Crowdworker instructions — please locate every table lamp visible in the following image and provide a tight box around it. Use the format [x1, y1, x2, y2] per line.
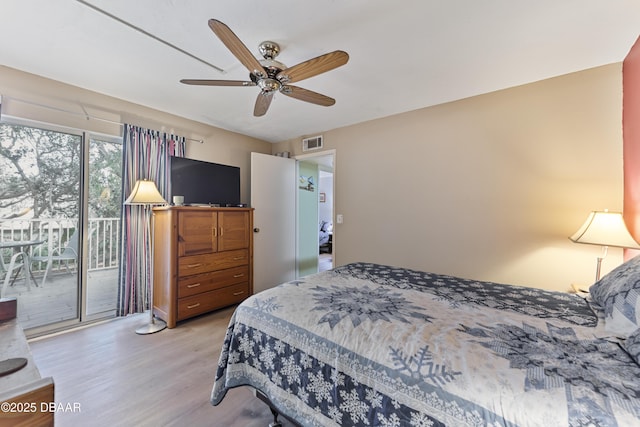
[124, 179, 167, 334]
[570, 210, 640, 281]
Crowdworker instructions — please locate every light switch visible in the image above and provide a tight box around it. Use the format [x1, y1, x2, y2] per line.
[336, 214, 343, 224]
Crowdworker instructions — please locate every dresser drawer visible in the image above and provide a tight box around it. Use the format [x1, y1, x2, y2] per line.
[177, 283, 250, 320]
[178, 266, 249, 298]
[178, 249, 249, 277]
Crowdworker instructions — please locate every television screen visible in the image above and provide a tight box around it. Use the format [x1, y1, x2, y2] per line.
[170, 156, 241, 206]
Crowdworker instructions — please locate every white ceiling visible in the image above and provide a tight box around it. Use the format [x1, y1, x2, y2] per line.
[2, 1, 640, 143]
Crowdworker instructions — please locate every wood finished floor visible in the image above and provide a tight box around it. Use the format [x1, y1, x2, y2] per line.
[29, 306, 296, 427]
[318, 253, 332, 272]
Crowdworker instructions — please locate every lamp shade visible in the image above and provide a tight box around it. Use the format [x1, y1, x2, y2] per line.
[124, 180, 167, 205]
[570, 211, 640, 249]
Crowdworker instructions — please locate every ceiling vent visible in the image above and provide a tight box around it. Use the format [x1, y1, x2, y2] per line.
[302, 135, 323, 152]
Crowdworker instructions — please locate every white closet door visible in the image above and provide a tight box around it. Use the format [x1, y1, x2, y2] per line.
[251, 152, 296, 293]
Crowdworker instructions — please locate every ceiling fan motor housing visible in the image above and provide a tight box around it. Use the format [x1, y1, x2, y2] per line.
[251, 41, 289, 85]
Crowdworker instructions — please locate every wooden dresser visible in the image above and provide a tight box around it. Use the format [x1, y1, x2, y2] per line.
[152, 206, 253, 328]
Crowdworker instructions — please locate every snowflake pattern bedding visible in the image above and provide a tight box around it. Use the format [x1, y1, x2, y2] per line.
[211, 262, 640, 426]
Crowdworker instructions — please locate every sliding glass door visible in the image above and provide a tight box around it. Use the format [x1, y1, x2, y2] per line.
[85, 135, 122, 319]
[0, 120, 122, 333]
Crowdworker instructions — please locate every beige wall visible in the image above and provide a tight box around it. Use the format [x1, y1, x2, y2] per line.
[0, 66, 271, 205]
[2, 64, 626, 291]
[275, 64, 625, 291]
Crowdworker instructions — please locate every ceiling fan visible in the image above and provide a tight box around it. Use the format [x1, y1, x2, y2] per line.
[180, 19, 349, 117]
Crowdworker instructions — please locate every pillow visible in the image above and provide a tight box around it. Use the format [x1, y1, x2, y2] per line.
[589, 255, 640, 337]
[623, 327, 640, 366]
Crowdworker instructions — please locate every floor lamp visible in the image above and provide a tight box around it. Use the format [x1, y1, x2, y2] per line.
[124, 179, 168, 334]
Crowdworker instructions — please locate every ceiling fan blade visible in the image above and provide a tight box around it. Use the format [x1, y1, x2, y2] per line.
[208, 19, 266, 79]
[277, 50, 349, 84]
[180, 79, 255, 87]
[280, 85, 335, 107]
[254, 91, 275, 117]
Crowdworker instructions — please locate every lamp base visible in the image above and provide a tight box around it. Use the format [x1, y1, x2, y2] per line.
[135, 317, 167, 335]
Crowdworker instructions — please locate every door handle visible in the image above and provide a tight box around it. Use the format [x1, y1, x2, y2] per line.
[253, 228, 260, 233]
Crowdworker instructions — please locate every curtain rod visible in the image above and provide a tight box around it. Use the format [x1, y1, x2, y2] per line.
[1, 95, 204, 143]
[74, 0, 224, 73]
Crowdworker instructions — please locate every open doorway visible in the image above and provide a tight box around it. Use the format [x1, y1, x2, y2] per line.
[318, 168, 333, 272]
[295, 150, 335, 274]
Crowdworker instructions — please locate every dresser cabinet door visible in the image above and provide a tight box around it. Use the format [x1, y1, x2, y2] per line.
[178, 211, 218, 256]
[218, 211, 251, 251]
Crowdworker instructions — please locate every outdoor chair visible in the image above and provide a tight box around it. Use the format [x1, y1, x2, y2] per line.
[1, 250, 28, 298]
[31, 230, 79, 287]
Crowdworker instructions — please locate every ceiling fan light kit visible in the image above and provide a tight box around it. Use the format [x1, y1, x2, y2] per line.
[180, 19, 349, 117]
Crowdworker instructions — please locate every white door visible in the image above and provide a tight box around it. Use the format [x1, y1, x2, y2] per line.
[251, 152, 297, 293]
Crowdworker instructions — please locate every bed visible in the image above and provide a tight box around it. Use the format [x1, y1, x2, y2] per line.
[211, 260, 640, 426]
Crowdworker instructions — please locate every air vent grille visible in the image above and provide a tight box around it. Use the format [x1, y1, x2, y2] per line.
[302, 135, 323, 152]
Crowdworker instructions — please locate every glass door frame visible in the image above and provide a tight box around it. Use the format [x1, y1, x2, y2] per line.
[1, 115, 121, 336]
[82, 131, 122, 324]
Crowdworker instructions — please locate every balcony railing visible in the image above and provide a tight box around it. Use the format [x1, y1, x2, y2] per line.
[0, 218, 120, 274]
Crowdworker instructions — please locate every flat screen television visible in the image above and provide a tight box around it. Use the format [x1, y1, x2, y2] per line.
[170, 156, 241, 206]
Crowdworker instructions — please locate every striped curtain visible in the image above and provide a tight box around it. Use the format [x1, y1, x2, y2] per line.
[117, 124, 186, 316]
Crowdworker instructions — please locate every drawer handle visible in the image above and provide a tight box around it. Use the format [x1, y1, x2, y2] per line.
[187, 283, 201, 288]
[233, 274, 244, 278]
[233, 256, 245, 261]
[233, 291, 245, 296]
[187, 303, 201, 309]
[187, 263, 202, 268]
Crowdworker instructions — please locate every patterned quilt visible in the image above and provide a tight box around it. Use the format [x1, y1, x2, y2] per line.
[211, 263, 640, 426]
